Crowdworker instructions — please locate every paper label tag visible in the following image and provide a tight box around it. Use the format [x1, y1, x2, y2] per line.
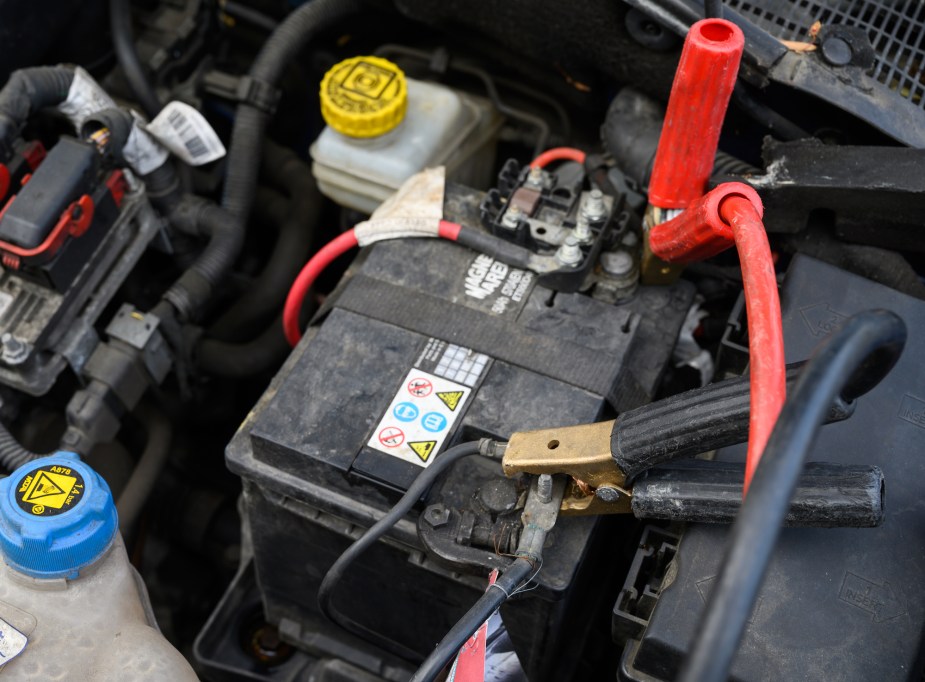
[0, 616, 28, 665]
[145, 102, 226, 165]
[124, 111, 170, 175]
[58, 67, 117, 130]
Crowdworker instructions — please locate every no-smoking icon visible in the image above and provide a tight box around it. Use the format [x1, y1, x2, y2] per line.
[407, 377, 433, 398]
[378, 426, 405, 448]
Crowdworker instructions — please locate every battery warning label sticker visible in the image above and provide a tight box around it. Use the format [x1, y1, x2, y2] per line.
[368, 369, 475, 467]
[15, 465, 85, 517]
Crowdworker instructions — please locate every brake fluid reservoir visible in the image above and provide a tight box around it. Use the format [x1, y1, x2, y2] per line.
[311, 55, 502, 213]
[0, 453, 196, 680]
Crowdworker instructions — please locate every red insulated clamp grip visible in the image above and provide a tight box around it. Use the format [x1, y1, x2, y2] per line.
[648, 182, 762, 263]
[648, 19, 745, 210]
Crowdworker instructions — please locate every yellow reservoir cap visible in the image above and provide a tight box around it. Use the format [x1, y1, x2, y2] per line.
[320, 56, 408, 138]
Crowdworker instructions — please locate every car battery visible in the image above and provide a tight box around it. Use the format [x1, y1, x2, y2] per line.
[224, 185, 695, 681]
[617, 255, 925, 681]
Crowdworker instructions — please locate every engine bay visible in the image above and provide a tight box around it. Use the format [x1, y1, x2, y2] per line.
[0, 0, 921, 680]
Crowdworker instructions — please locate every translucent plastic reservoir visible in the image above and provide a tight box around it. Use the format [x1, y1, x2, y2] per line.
[0, 536, 196, 679]
[312, 78, 502, 214]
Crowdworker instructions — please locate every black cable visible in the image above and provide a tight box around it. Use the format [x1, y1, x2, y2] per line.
[455, 227, 533, 270]
[375, 44, 555, 158]
[732, 84, 809, 141]
[109, 0, 162, 119]
[223, 0, 279, 32]
[318, 440, 486, 660]
[679, 309, 906, 682]
[0, 66, 74, 151]
[704, 0, 724, 19]
[410, 557, 535, 682]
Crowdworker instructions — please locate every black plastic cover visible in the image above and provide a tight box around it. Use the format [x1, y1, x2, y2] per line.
[623, 255, 925, 681]
[0, 137, 98, 248]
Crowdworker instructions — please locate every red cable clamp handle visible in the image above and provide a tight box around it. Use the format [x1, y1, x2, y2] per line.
[649, 182, 762, 263]
[647, 19, 744, 210]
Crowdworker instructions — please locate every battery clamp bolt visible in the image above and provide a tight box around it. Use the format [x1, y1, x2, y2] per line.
[556, 235, 583, 267]
[574, 215, 593, 243]
[536, 474, 554, 504]
[525, 166, 546, 189]
[502, 205, 524, 229]
[424, 504, 450, 528]
[580, 189, 607, 222]
[595, 486, 622, 503]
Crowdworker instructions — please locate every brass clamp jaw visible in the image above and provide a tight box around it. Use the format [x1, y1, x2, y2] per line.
[502, 420, 630, 516]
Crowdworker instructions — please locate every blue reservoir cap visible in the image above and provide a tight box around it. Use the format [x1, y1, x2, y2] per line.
[0, 453, 117, 579]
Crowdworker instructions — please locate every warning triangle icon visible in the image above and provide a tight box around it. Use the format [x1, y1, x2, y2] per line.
[24, 472, 64, 502]
[409, 440, 437, 462]
[436, 391, 464, 411]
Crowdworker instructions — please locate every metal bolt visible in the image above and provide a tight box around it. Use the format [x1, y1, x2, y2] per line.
[526, 166, 545, 188]
[501, 205, 524, 229]
[424, 504, 450, 528]
[574, 215, 593, 243]
[556, 235, 583, 267]
[595, 486, 622, 503]
[600, 251, 634, 278]
[581, 189, 607, 221]
[0, 333, 30, 366]
[536, 474, 554, 504]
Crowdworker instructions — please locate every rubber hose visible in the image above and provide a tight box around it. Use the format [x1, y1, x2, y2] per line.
[109, 0, 162, 118]
[200, 185, 287, 343]
[0, 421, 44, 473]
[162, 197, 245, 322]
[221, 0, 362, 223]
[0, 66, 74, 147]
[197, 317, 291, 377]
[208, 141, 322, 340]
[117, 403, 172, 534]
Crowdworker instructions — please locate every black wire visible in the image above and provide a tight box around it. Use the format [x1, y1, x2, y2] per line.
[410, 557, 536, 682]
[374, 44, 554, 157]
[732, 84, 810, 141]
[318, 440, 485, 660]
[679, 309, 906, 682]
[109, 0, 162, 119]
[704, 0, 724, 19]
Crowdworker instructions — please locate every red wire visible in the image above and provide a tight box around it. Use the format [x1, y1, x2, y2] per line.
[282, 221, 463, 347]
[529, 147, 586, 169]
[282, 228, 359, 347]
[720, 196, 786, 495]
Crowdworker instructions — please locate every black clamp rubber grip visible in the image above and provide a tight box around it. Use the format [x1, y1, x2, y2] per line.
[631, 460, 884, 528]
[612, 363, 854, 480]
